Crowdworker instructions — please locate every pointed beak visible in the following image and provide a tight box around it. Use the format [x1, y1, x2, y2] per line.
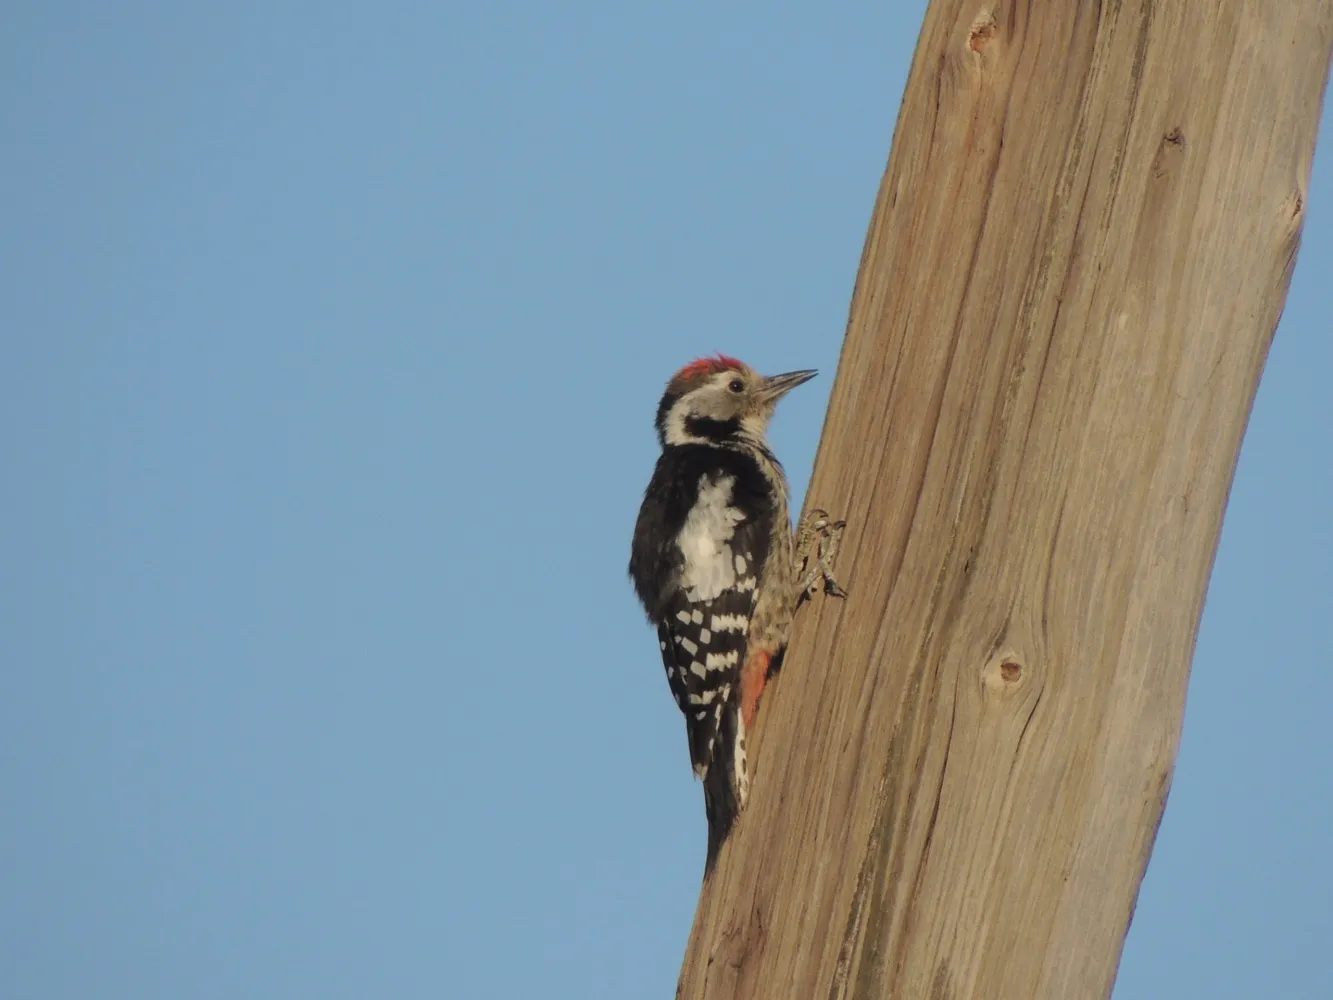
[758, 369, 817, 402]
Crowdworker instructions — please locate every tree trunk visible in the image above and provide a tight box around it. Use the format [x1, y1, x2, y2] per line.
[677, 2, 1332, 998]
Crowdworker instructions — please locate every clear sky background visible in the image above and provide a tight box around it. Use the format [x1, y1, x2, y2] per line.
[3, 4, 1329, 999]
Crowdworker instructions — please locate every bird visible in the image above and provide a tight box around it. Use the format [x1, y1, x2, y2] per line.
[629, 354, 845, 870]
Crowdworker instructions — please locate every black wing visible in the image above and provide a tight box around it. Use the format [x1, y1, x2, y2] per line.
[654, 544, 758, 774]
[629, 445, 775, 772]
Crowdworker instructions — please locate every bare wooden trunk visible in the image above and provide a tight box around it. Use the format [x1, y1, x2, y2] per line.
[677, 2, 1332, 998]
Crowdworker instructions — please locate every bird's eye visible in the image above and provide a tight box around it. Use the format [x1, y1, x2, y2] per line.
[728, 379, 745, 393]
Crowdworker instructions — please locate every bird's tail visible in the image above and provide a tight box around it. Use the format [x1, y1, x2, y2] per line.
[702, 700, 749, 874]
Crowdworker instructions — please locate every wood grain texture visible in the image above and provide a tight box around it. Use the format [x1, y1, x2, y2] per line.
[677, 2, 1332, 998]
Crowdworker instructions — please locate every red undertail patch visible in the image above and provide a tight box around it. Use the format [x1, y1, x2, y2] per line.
[741, 648, 773, 729]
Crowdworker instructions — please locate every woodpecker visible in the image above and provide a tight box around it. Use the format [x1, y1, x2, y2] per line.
[629, 354, 846, 869]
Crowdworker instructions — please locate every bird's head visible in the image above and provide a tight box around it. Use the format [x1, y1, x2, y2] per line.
[654, 354, 817, 447]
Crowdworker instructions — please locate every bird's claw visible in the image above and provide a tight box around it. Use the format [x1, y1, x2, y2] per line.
[795, 507, 848, 606]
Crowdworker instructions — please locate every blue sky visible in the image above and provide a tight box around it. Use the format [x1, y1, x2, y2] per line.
[2, 4, 1329, 998]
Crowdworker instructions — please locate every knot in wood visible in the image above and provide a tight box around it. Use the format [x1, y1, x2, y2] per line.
[1285, 189, 1305, 223]
[1151, 126, 1187, 179]
[968, 9, 997, 53]
[982, 650, 1026, 695]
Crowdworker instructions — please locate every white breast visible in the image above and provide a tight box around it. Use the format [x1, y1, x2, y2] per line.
[678, 475, 746, 602]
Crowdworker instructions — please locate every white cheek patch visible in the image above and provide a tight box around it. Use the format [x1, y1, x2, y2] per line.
[663, 406, 694, 446]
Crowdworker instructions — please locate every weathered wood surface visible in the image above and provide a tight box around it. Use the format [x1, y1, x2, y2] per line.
[678, 2, 1332, 998]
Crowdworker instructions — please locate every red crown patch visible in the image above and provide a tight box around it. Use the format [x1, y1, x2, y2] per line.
[673, 353, 744, 382]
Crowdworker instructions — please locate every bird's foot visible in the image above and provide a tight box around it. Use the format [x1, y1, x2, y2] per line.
[794, 508, 848, 605]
